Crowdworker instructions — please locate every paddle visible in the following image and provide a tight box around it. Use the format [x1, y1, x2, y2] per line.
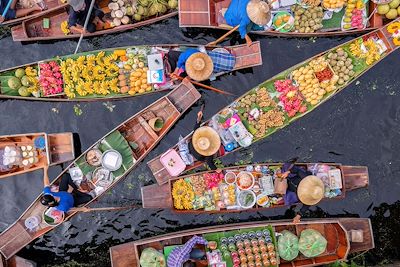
[207, 25, 240, 47]
[171, 74, 234, 96]
[0, 0, 13, 24]
[81, 204, 141, 212]
[74, 0, 96, 54]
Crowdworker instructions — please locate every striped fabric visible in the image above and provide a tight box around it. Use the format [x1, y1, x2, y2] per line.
[208, 51, 236, 73]
[167, 235, 208, 267]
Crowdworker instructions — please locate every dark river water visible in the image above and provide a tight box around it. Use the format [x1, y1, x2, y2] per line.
[0, 17, 399, 266]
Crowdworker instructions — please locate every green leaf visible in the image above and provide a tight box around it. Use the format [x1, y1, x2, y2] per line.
[98, 130, 134, 178]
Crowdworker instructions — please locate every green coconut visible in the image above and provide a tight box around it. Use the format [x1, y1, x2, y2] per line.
[8, 77, 22, 90]
[18, 86, 31, 97]
[21, 76, 31, 87]
[377, 4, 390, 14]
[386, 8, 398, 19]
[168, 0, 178, 9]
[389, 0, 400, 9]
[15, 68, 25, 78]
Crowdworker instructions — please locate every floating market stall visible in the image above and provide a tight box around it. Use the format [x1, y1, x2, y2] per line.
[0, 80, 200, 260]
[0, 42, 262, 101]
[11, 0, 179, 42]
[0, 132, 74, 179]
[109, 218, 375, 267]
[148, 19, 400, 185]
[179, 0, 400, 37]
[141, 163, 369, 211]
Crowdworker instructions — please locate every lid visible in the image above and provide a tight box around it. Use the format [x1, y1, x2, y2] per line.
[101, 150, 123, 171]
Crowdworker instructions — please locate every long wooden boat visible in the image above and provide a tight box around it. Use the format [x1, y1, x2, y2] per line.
[141, 163, 369, 212]
[0, 0, 66, 26]
[109, 218, 375, 267]
[0, 42, 261, 101]
[1, 255, 36, 267]
[0, 132, 74, 179]
[0, 79, 201, 260]
[179, 0, 392, 37]
[11, 0, 178, 42]
[148, 19, 400, 185]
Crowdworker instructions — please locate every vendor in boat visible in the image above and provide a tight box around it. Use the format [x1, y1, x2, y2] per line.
[277, 160, 324, 223]
[188, 105, 221, 170]
[67, 0, 105, 34]
[40, 166, 92, 213]
[169, 49, 236, 81]
[0, 0, 44, 23]
[222, 0, 271, 46]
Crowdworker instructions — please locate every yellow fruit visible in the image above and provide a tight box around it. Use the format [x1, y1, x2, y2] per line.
[124, 64, 132, 70]
[141, 78, 147, 84]
[318, 89, 326, 96]
[311, 99, 319, 105]
[138, 89, 145, 94]
[128, 90, 136, 95]
[146, 86, 152, 91]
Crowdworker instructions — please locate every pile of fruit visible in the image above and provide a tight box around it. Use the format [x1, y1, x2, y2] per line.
[274, 79, 307, 117]
[60, 51, 120, 98]
[292, 6, 324, 33]
[108, 0, 132, 27]
[349, 38, 381, 65]
[39, 61, 63, 96]
[113, 48, 153, 95]
[172, 179, 195, 210]
[342, 0, 365, 30]
[6, 67, 39, 97]
[323, 0, 345, 9]
[377, 0, 400, 20]
[327, 48, 355, 85]
[387, 22, 400, 46]
[299, 0, 321, 7]
[273, 13, 294, 31]
[132, 0, 178, 22]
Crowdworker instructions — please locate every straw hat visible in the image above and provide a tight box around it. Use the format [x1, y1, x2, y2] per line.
[297, 175, 324, 206]
[192, 126, 221, 156]
[246, 0, 272, 26]
[185, 53, 214, 82]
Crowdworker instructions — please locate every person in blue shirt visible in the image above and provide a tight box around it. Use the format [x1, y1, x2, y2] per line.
[40, 166, 91, 213]
[0, 0, 43, 23]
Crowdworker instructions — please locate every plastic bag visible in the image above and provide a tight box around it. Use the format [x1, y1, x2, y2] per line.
[298, 229, 327, 258]
[278, 230, 299, 261]
[139, 247, 166, 267]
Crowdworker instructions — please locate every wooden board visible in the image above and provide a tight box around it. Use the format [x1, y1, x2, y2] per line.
[342, 165, 369, 191]
[339, 218, 375, 253]
[110, 219, 374, 267]
[0, 80, 201, 260]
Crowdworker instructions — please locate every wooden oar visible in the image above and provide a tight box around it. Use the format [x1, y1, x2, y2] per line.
[207, 25, 240, 47]
[81, 204, 141, 212]
[74, 0, 96, 54]
[172, 75, 234, 96]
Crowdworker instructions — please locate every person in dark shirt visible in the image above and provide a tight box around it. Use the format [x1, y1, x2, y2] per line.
[0, 0, 42, 22]
[188, 104, 218, 170]
[40, 166, 92, 213]
[67, 0, 104, 33]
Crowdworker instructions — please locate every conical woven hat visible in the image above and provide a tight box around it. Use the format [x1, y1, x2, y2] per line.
[247, 0, 272, 26]
[185, 53, 214, 81]
[192, 126, 221, 156]
[297, 175, 324, 206]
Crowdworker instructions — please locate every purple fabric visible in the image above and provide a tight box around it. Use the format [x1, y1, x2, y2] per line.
[284, 191, 299, 205]
[167, 235, 208, 267]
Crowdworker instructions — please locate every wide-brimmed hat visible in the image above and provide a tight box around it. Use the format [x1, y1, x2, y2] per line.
[185, 53, 213, 82]
[69, 0, 85, 11]
[246, 0, 272, 26]
[192, 126, 221, 156]
[297, 175, 324, 206]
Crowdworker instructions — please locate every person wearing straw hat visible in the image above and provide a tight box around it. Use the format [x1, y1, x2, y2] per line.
[67, 0, 105, 34]
[221, 0, 271, 46]
[187, 103, 221, 170]
[0, 0, 44, 23]
[170, 49, 236, 82]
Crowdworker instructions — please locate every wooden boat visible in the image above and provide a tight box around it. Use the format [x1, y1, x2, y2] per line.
[178, 0, 391, 37]
[11, 0, 178, 42]
[109, 218, 375, 267]
[141, 163, 369, 212]
[0, 79, 201, 260]
[147, 19, 400, 185]
[0, 132, 74, 179]
[0, 1, 66, 26]
[1, 255, 36, 267]
[0, 42, 262, 101]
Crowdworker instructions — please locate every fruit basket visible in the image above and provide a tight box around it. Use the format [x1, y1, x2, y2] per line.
[272, 11, 295, 32]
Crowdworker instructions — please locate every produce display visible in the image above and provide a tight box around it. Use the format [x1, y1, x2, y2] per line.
[377, 0, 400, 19]
[292, 6, 323, 33]
[171, 164, 345, 212]
[387, 21, 400, 46]
[39, 61, 63, 96]
[342, 0, 366, 30]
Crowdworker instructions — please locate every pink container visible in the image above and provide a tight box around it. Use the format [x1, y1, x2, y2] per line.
[159, 149, 186, 177]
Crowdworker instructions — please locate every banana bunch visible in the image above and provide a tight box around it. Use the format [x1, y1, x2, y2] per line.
[350, 38, 381, 65]
[25, 66, 37, 77]
[61, 21, 70, 35]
